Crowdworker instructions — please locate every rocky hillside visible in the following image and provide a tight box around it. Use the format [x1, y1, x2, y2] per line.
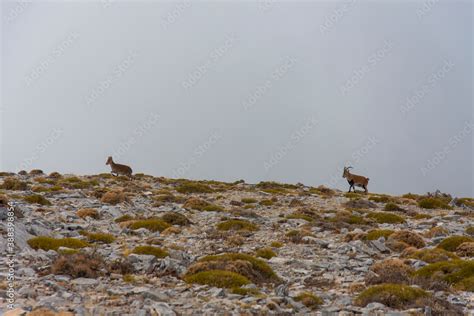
[0, 171, 473, 315]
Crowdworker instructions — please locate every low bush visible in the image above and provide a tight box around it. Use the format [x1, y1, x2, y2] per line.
[1, 177, 28, 190]
[402, 247, 458, 263]
[241, 198, 258, 204]
[51, 253, 104, 278]
[294, 292, 323, 310]
[129, 219, 171, 232]
[27, 236, 89, 251]
[388, 230, 425, 249]
[456, 242, 474, 257]
[367, 212, 405, 224]
[437, 236, 474, 252]
[77, 208, 100, 219]
[186, 253, 280, 284]
[418, 198, 452, 210]
[366, 229, 394, 241]
[355, 284, 429, 309]
[23, 194, 52, 206]
[114, 214, 135, 223]
[132, 245, 168, 258]
[184, 270, 250, 288]
[365, 259, 414, 285]
[160, 212, 191, 226]
[217, 219, 259, 232]
[413, 260, 474, 291]
[81, 231, 115, 244]
[255, 248, 276, 259]
[100, 190, 128, 205]
[176, 181, 213, 194]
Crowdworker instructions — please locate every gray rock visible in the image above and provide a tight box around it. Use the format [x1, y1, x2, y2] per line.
[366, 302, 386, 310]
[275, 284, 289, 297]
[149, 302, 176, 316]
[71, 278, 99, 286]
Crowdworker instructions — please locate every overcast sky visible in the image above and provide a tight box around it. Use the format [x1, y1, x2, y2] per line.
[1, 0, 473, 197]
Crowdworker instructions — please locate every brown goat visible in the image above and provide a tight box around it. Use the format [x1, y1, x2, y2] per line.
[106, 156, 133, 178]
[342, 166, 369, 193]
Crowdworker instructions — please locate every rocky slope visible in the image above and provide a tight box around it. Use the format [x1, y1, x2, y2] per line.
[0, 171, 473, 315]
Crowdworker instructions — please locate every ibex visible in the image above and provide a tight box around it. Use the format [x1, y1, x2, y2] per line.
[342, 166, 369, 193]
[106, 156, 133, 178]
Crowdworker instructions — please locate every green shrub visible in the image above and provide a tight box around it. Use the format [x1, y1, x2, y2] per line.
[389, 230, 426, 249]
[241, 198, 258, 204]
[466, 226, 474, 236]
[412, 213, 432, 219]
[259, 199, 274, 206]
[23, 194, 51, 206]
[230, 287, 260, 296]
[355, 284, 428, 309]
[367, 212, 405, 224]
[345, 192, 361, 199]
[270, 241, 284, 248]
[0, 177, 28, 191]
[184, 270, 250, 288]
[366, 229, 394, 240]
[176, 181, 213, 194]
[183, 197, 224, 212]
[193, 253, 280, 284]
[384, 203, 402, 212]
[59, 177, 98, 189]
[403, 248, 458, 263]
[202, 204, 225, 212]
[27, 236, 89, 251]
[132, 245, 168, 258]
[255, 248, 276, 259]
[217, 220, 259, 232]
[114, 214, 134, 223]
[418, 198, 452, 210]
[294, 292, 323, 310]
[437, 236, 474, 252]
[129, 219, 171, 232]
[413, 260, 474, 290]
[369, 195, 392, 203]
[403, 193, 421, 200]
[160, 212, 191, 226]
[81, 232, 115, 244]
[256, 181, 296, 195]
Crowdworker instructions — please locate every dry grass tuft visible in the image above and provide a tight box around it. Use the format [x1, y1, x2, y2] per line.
[77, 208, 100, 219]
[100, 190, 128, 205]
[365, 259, 414, 285]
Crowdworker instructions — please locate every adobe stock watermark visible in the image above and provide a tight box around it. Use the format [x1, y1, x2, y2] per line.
[264, 116, 319, 172]
[242, 56, 297, 111]
[5, 0, 32, 24]
[421, 121, 473, 176]
[258, 0, 278, 13]
[325, 136, 380, 188]
[84, 51, 138, 108]
[182, 34, 237, 90]
[172, 132, 222, 179]
[161, 0, 191, 30]
[24, 32, 79, 87]
[17, 128, 63, 172]
[400, 59, 454, 115]
[340, 39, 393, 95]
[112, 113, 160, 160]
[5, 202, 17, 309]
[320, 0, 358, 35]
[416, 0, 439, 19]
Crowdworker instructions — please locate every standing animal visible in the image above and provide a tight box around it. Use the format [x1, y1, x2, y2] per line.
[342, 166, 369, 193]
[106, 156, 133, 178]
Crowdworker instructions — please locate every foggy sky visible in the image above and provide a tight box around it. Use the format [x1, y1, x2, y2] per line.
[1, 0, 473, 197]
